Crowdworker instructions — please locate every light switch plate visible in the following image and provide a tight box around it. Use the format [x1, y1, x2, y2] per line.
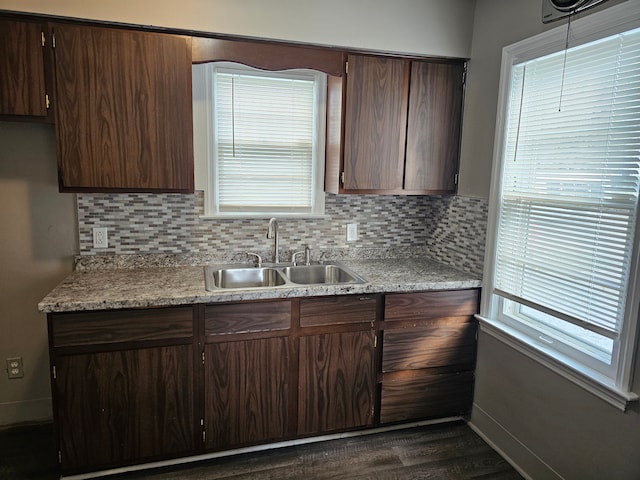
[346, 223, 358, 242]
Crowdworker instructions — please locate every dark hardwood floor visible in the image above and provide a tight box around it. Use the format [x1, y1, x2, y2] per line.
[0, 421, 523, 480]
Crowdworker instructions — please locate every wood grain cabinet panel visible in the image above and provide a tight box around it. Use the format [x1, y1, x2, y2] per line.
[382, 320, 477, 372]
[405, 61, 464, 192]
[0, 19, 47, 117]
[52, 307, 194, 347]
[204, 338, 290, 450]
[343, 54, 407, 191]
[298, 331, 375, 435]
[380, 371, 474, 424]
[55, 345, 195, 473]
[385, 289, 479, 322]
[300, 295, 376, 327]
[204, 301, 291, 335]
[52, 24, 194, 192]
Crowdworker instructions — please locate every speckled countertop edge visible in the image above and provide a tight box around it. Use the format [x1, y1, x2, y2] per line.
[39, 257, 482, 313]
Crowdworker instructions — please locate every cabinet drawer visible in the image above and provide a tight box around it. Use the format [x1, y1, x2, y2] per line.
[380, 371, 474, 424]
[300, 295, 377, 327]
[384, 289, 479, 322]
[204, 301, 291, 335]
[51, 307, 194, 347]
[382, 320, 476, 372]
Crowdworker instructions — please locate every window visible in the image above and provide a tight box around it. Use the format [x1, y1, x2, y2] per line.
[482, 3, 640, 409]
[193, 62, 326, 217]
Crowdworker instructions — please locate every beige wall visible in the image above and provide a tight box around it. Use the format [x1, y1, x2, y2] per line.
[0, 0, 475, 59]
[0, 122, 77, 426]
[466, 1, 640, 479]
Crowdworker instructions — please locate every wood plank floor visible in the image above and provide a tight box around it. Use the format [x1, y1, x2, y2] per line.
[0, 421, 523, 480]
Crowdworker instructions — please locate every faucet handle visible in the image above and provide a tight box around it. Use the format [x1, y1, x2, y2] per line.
[293, 246, 312, 266]
[292, 250, 305, 266]
[245, 252, 262, 268]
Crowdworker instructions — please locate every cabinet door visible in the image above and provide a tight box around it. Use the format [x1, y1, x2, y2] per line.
[298, 331, 375, 435]
[52, 24, 194, 192]
[0, 19, 47, 116]
[55, 345, 195, 473]
[343, 55, 407, 191]
[405, 61, 464, 192]
[204, 338, 290, 450]
[380, 371, 474, 424]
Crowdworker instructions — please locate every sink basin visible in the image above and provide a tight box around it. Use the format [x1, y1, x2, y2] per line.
[280, 264, 366, 285]
[204, 262, 367, 291]
[206, 267, 287, 289]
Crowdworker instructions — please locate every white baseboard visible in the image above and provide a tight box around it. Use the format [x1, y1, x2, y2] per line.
[468, 403, 564, 480]
[0, 397, 53, 427]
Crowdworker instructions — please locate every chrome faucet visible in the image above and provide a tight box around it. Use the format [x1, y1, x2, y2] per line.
[267, 218, 279, 264]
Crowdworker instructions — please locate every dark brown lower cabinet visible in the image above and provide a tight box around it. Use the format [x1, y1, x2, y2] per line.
[380, 289, 479, 424]
[55, 345, 195, 472]
[297, 331, 376, 436]
[204, 337, 290, 449]
[48, 289, 480, 475]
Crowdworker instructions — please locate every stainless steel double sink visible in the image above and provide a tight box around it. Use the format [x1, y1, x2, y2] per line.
[204, 262, 367, 290]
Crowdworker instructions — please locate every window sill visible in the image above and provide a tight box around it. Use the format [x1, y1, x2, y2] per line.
[475, 314, 639, 412]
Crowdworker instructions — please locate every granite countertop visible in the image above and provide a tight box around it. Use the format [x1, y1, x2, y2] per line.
[38, 258, 482, 313]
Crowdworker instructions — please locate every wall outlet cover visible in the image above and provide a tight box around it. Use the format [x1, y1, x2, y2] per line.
[93, 227, 108, 249]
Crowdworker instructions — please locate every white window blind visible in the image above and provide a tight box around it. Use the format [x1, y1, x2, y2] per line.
[211, 66, 324, 215]
[494, 27, 640, 340]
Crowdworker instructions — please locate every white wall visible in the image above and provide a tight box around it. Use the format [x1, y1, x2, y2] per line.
[465, 1, 640, 479]
[0, 0, 475, 59]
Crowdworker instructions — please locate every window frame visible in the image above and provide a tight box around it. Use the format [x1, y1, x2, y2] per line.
[479, 1, 640, 411]
[192, 62, 327, 218]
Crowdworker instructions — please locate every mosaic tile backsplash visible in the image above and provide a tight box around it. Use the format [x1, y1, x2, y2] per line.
[77, 192, 488, 276]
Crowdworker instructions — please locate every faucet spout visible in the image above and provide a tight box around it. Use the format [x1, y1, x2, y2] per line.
[267, 218, 279, 264]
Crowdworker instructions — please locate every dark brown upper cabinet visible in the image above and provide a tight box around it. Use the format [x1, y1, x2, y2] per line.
[52, 24, 194, 192]
[326, 54, 465, 195]
[0, 19, 49, 118]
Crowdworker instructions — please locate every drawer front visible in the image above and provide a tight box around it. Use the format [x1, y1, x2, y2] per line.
[382, 320, 476, 372]
[300, 295, 377, 327]
[51, 307, 194, 347]
[384, 289, 479, 322]
[204, 301, 291, 335]
[380, 371, 474, 424]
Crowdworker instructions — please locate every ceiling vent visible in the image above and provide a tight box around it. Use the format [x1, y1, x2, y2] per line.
[542, 0, 610, 23]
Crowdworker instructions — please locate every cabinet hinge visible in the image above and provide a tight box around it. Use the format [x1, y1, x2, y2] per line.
[58, 450, 62, 464]
[45, 94, 51, 110]
[340, 171, 345, 186]
[52, 33, 56, 48]
[374, 335, 378, 348]
[41, 31, 46, 47]
[345, 61, 348, 75]
[52, 365, 56, 380]
[201, 350, 205, 365]
[454, 173, 459, 185]
[202, 430, 206, 443]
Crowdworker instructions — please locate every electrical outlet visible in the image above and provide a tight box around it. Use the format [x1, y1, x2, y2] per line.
[93, 227, 108, 249]
[7, 357, 24, 379]
[346, 223, 358, 242]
